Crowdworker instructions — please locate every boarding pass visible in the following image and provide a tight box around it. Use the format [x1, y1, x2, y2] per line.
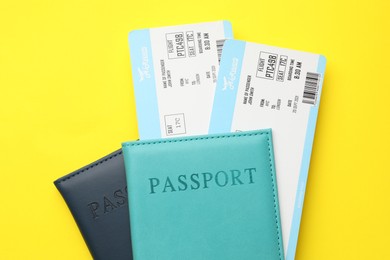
[209, 39, 326, 260]
[129, 21, 233, 139]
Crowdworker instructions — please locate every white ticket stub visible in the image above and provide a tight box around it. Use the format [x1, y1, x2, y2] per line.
[209, 39, 326, 259]
[129, 21, 233, 139]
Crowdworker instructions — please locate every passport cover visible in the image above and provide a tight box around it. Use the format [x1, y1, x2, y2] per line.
[122, 130, 284, 260]
[54, 149, 133, 260]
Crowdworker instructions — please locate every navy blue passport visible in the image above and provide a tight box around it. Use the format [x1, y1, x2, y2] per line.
[54, 149, 133, 260]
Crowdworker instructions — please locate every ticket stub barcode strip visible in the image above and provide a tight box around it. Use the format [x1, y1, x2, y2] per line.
[302, 72, 321, 105]
[216, 39, 226, 63]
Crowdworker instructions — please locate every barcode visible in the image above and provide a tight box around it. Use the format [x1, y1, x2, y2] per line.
[302, 72, 321, 105]
[216, 39, 226, 63]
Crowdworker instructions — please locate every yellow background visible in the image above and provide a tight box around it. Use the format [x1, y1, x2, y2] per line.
[1, 0, 389, 259]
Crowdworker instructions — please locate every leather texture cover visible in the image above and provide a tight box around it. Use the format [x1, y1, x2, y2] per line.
[122, 129, 284, 260]
[54, 149, 133, 260]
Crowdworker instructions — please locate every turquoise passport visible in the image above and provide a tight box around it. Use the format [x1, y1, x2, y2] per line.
[122, 130, 284, 260]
